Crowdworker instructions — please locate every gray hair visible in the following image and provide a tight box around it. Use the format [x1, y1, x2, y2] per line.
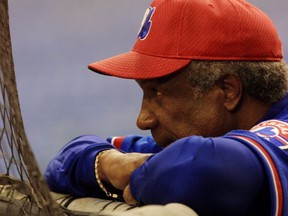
[184, 61, 288, 104]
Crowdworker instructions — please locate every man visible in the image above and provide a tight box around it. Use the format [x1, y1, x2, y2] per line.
[45, 0, 288, 215]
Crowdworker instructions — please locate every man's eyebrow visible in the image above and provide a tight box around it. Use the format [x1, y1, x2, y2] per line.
[136, 72, 179, 86]
[136, 79, 158, 86]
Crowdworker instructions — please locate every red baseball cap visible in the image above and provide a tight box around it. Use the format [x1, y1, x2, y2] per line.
[88, 0, 283, 79]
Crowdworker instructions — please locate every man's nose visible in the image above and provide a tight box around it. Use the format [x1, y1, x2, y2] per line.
[136, 106, 157, 130]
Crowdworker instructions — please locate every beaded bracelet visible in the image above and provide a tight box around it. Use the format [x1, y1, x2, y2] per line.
[94, 150, 119, 199]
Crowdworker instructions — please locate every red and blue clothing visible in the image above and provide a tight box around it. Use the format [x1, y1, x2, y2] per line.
[45, 95, 288, 216]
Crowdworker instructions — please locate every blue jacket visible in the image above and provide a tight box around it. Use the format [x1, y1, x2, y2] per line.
[45, 95, 288, 216]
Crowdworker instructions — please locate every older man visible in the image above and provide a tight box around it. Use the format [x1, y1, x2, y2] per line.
[45, 0, 288, 215]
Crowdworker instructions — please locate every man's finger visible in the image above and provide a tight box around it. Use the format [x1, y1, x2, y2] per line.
[123, 185, 138, 206]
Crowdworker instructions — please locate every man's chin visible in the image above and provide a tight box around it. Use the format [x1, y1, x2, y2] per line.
[151, 132, 179, 148]
[155, 140, 175, 148]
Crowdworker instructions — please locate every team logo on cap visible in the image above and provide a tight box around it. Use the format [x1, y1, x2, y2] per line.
[138, 6, 155, 40]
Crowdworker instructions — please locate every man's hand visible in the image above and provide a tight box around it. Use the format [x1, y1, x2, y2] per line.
[98, 149, 151, 190]
[123, 185, 138, 205]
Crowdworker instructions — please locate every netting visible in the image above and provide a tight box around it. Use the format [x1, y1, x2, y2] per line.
[0, 1, 139, 215]
[0, 0, 65, 215]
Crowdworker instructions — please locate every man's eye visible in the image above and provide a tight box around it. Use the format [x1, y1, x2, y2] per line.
[151, 88, 162, 96]
[156, 91, 162, 96]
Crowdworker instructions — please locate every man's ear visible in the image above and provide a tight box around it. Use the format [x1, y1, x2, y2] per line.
[220, 74, 243, 112]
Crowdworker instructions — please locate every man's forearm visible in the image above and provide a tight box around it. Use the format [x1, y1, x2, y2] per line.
[98, 149, 152, 190]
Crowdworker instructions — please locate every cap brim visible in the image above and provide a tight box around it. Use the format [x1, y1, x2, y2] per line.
[88, 51, 191, 79]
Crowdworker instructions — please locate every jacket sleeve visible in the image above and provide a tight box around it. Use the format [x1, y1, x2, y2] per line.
[44, 135, 116, 197]
[129, 136, 267, 216]
[107, 135, 162, 153]
[44, 134, 161, 197]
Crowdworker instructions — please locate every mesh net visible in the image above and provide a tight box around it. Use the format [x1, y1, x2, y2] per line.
[0, 1, 137, 215]
[0, 0, 66, 215]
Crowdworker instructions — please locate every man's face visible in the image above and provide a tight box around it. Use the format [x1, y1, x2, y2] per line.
[136, 70, 229, 148]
